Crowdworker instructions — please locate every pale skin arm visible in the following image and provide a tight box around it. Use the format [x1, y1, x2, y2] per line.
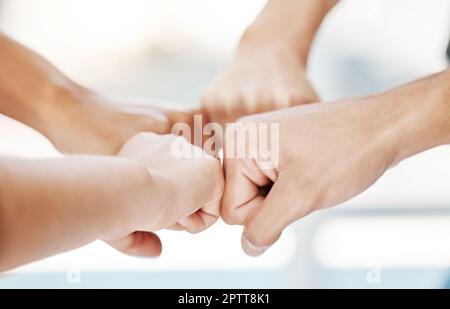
[202, 0, 338, 123]
[0, 134, 223, 272]
[0, 156, 156, 272]
[222, 69, 450, 256]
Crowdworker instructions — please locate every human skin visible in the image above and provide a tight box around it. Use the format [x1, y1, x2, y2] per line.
[201, 0, 338, 124]
[221, 69, 450, 256]
[0, 32, 197, 155]
[0, 133, 224, 272]
[0, 32, 223, 272]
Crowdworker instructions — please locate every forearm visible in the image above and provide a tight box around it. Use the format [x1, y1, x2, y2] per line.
[0, 156, 152, 272]
[0, 33, 83, 136]
[375, 69, 450, 165]
[239, 0, 338, 64]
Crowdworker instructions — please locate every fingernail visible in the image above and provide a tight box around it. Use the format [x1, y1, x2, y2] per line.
[241, 234, 269, 257]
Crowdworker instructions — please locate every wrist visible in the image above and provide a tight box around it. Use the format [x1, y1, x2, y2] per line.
[99, 158, 157, 240]
[238, 23, 311, 66]
[239, 0, 337, 65]
[37, 82, 131, 154]
[116, 143, 175, 231]
[377, 70, 450, 166]
[29, 77, 86, 138]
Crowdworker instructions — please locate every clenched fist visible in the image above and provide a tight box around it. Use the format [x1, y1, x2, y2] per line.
[107, 133, 224, 257]
[221, 71, 450, 256]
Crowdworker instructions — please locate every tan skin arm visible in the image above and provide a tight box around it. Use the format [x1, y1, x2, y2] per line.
[0, 33, 198, 155]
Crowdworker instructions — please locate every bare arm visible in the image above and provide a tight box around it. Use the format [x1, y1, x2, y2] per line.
[0, 33, 198, 155]
[241, 0, 338, 64]
[202, 0, 338, 123]
[0, 134, 223, 272]
[221, 69, 450, 256]
[0, 33, 74, 132]
[0, 156, 153, 272]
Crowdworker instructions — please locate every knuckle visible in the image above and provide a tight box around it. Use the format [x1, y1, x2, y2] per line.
[245, 227, 277, 248]
[256, 95, 275, 110]
[203, 199, 221, 219]
[201, 88, 226, 106]
[191, 215, 219, 234]
[212, 91, 230, 104]
[222, 96, 242, 115]
[221, 206, 244, 225]
[274, 94, 290, 105]
[285, 91, 302, 105]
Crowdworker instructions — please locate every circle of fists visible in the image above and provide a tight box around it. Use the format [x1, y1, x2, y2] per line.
[113, 94, 392, 259]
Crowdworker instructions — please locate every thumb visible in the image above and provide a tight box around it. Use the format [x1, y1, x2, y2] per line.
[106, 232, 162, 257]
[241, 172, 308, 257]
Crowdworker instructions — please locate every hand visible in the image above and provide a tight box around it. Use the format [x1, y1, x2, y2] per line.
[221, 77, 450, 256]
[201, 43, 319, 124]
[200, 0, 339, 124]
[42, 88, 199, 155]
[0, 33, 197, 156]
[107, 133, 224, 257]
[222, 99, 393, 256]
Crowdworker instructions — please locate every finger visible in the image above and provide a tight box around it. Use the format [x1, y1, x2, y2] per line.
[201, 93, 227, 124]
[170, 193, 221, 233]
[223, 94, 246, 124]
[295, 83, 320, 105]
[206, 91, 245, 124]
[221, 158, 271, 225]
[227, 195, 265, 226]
[241, 90, 263, 115]
[272, 86, 294, 109]
[178, 209, 220, 234]
[165, 108, 217, 153]
[106, 231, 162, 257]
[242, 172, 309, 257]
[176, 184, 222, 234]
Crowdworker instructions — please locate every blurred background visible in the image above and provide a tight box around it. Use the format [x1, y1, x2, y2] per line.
[0, 0, 450, 288]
